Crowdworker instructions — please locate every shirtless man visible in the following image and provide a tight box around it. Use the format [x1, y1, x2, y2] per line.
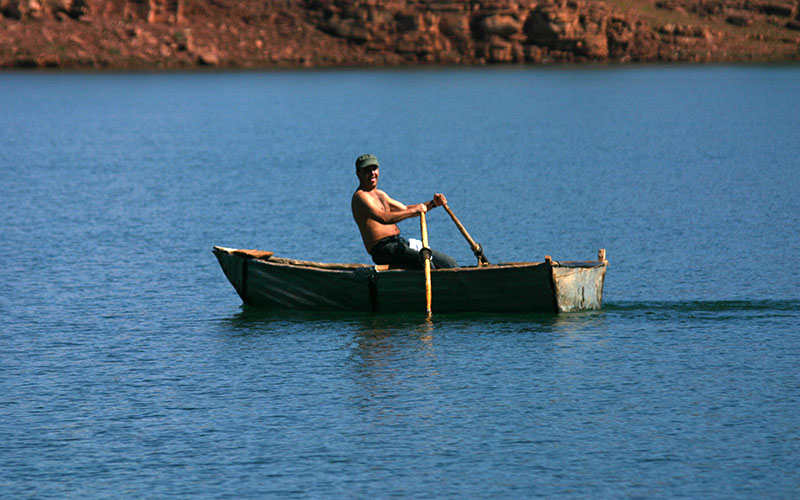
[351, 153, 458, 269]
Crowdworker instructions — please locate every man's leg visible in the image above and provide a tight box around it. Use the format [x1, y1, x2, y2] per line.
[372, 237, 458, 269]
[431, 249, 458, 269]
[393, 237, 426, 269]
[372, 236, 424, 269]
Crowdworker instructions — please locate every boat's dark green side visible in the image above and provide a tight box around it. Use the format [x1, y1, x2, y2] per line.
[213, 246, 607, 314]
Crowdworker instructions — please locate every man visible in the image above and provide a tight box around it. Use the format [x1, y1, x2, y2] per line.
[351, 153, 458, 270]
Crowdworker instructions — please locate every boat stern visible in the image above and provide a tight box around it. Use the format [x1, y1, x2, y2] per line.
[550, 249, 608, 313]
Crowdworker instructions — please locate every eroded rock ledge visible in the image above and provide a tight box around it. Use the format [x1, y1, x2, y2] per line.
[1, 0, 798, 69]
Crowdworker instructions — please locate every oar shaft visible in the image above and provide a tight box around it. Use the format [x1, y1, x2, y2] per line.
[443, 204, 478, 250]
[420, 212, 432, 319]
[443, 204, 490, 265]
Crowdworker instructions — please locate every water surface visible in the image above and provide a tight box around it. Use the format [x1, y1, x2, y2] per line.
[1, 66, 799, 498]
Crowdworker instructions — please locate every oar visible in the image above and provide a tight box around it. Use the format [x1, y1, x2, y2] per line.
[443, 204, 490, 266]
[420, 212, 433, 319]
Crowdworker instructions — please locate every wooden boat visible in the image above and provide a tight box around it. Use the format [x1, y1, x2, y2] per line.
[213, 246, 608, 314]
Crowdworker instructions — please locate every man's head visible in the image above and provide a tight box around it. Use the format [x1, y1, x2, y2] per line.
[355, 153, 380, 189]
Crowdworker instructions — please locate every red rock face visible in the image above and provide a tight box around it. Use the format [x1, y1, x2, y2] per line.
[0, 0, 180, 21]
[0, 0, 798, 69]
[523, 1, 610, 58]
[301, 0, 649, 64]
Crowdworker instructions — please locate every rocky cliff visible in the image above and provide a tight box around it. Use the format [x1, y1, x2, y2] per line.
[1, 0, 798, 69]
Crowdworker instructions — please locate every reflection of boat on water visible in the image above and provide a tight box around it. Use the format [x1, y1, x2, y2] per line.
[213, 246, 608, 314]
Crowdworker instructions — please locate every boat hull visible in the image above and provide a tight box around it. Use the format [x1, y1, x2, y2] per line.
[213, 247, 607, 314]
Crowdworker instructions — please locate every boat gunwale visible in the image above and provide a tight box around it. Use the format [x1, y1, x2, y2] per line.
[213, 246, 606, 273]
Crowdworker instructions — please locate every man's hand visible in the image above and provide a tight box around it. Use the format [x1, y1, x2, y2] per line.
[413, 203, 429, 214]
[432, 193, 447, 207]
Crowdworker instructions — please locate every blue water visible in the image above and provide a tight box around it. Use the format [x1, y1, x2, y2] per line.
[1, 67, 799, 498]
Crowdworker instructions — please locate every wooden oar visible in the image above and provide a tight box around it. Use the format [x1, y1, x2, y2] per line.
[420, 212, 433, 319]
[443, 204, 490, 266]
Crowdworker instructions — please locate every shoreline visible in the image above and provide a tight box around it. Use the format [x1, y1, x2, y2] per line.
[2, 0, 799, 71]
[3, 60, 799, 75]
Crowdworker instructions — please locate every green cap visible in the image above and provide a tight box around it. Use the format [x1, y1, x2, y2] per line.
[355, 153, 379, 170]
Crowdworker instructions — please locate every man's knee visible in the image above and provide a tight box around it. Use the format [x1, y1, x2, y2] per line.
[432, 251, 458, 269]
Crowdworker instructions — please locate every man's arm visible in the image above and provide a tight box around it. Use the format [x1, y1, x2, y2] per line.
[380, 191, 408, 212]
[386, 191, 448, 212]
[354, 191, 427, 224]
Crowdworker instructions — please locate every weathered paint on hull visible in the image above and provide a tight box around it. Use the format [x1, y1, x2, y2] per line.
[213, 248, 371, 311]
[553, 264, 606, 312]
[213, 247, 607, 314]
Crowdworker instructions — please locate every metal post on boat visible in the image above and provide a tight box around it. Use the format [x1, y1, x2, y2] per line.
[598, 249, 607, 262]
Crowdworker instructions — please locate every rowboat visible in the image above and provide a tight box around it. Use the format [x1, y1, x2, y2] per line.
[212, 246, 608, 314]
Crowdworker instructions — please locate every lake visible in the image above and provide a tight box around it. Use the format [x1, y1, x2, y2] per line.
[1, 66, 799, 498]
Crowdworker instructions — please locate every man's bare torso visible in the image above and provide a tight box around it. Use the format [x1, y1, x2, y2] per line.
[351, 188, 400, 253]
